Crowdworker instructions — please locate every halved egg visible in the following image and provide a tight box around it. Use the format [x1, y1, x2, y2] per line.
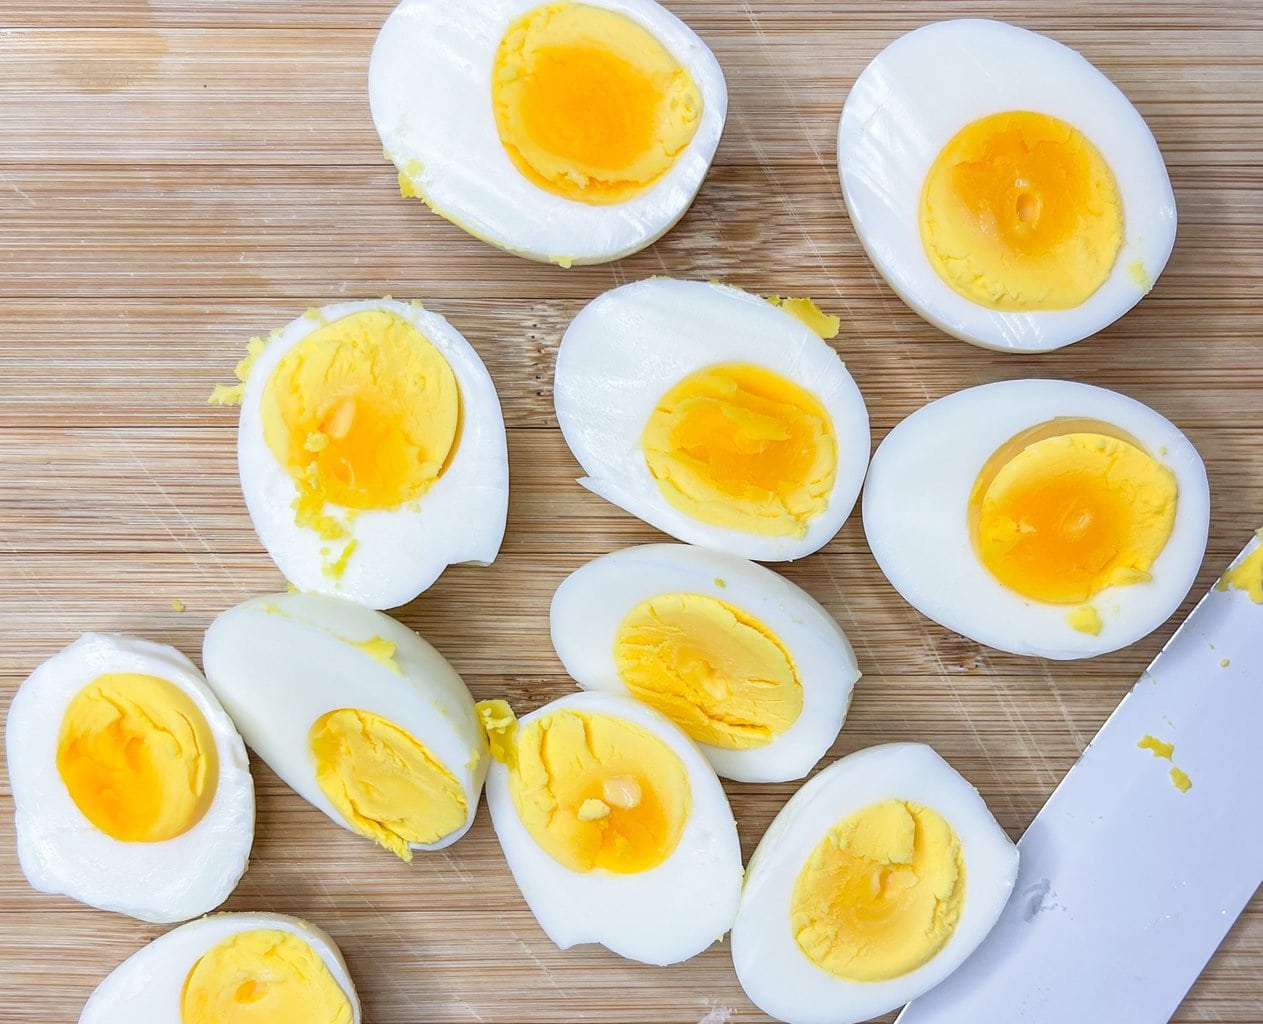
[863, 379, 1210, 659]
[5, 634, 254, 923]
[369, 0, 727, 265]
[554, 278, 870, 561]
[838, 19, 1176, 352]
[731, 743, 1018, 1024]
[551, 543, 860, 782]
[202, 592, 487, 859]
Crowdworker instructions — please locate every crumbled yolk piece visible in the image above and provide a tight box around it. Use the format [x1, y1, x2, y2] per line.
[766, 296, 841, 339]
[180, 929, 352, 1024]
[507, 708, 690, 874]
[920, 111, 1123, 310]
[57, 673, 217, 843]
[1138, 734, 1175, 760]
[792, 799, 965, 982]
[641, 363, 837, 538]
[1216, 530, 1263, 603]
[309, 708, 467, 862]
[347, 635, 400, 675]
[477, 699, 519, 769]
[970, 418, 1177, 604]
[613, 592, 802, 749]
[1170, 766, 1193, 793]
[492, 2, 701, 204]
[1067, 604, 1102, 635]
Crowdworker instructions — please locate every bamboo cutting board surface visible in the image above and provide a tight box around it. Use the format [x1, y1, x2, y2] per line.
[1, 1, 1261, 1021]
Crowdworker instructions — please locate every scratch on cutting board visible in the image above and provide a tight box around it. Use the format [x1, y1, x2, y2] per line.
[353, 892, 433, 1016]
[1038, 660, 1089, 752]
[506, 925, 570, 999]
[0, 538, 64, 621]
[0, 171, 35, 207]
[980, 649, 1059, 790]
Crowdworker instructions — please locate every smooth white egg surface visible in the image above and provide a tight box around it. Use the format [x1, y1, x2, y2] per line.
[202, 592, 487, 859]
[79, 912, 360, 1023]
[551, 543, 860, 782]
[5, 634, 254, 924]
[232, 298, 507, 610]
[554, 278, 870, 561]
[481, 690, 743, 965]
[369, 0, 726, 264]
[838, 19, 1176, 352]
[731, 743, 1018, 1024]
[863, 379, 1209, 659]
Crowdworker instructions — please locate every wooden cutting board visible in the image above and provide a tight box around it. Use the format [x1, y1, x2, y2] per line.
[1, 1, 1260, 1021]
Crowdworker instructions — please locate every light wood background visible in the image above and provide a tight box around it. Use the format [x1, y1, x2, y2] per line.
[1, 1, 1261, 1021]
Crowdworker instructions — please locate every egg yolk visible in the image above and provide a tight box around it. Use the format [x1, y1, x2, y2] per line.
[309, 708, 467, 862]
[56, 673, 217, 843]
[1216, 529, 1263, 603]
[180, 929, 352, 1024]
[492, 2, 702, 204]
[920, 111, 1123, 310]
[791, 799, 965, 982]
[613, 593, 802, 749]
[261, 310, 460, 539]
[506, 708, 690, 874]
[641, 363, 837, 538]
[970, 418, 1178, 604]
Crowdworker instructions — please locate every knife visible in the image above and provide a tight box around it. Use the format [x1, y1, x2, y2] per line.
[897, 531, 1263, 1024]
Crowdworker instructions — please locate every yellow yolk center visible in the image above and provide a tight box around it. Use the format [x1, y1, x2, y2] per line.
[791, 799, 965, 982]
[970, 418, 1178, 604]
[641, 363, 837, 538]
[56, 673, 217, 843]
[309, 708, 467, 862]
[261, 310, 460, 539]
[492, 2, 702, 204]
[613, 593, 802, 749]
[1217, 530, 1263, 603]
[920, 111, 1124, 310]
[180, 929, 353, 1024]
[507, 709, 690, 873]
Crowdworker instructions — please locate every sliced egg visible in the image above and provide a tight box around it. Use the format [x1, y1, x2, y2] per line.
[79, 912, 359, 1023]
[5, 633, 253, 923]
[838, 19, 1176, 352]
[370, 0, 727, 265]
[480, 691, 743, 964]
[732, 743, 1018, 1024]
[863, 379, 1209, 659]
[220, 298, 507, 610]
[202, 592, 487, 859]
[554, 278, 870, 561]
[551, 543, 860, 782]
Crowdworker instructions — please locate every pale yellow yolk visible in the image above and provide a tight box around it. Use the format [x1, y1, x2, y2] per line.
[791, 799, 965, 982]
[641, 363, 837, 538]
[920, 111, 1123, 310]
[56, 673, 217, 843]
[507, 709, 690, 873]
[261, 310, 460, 539]
[309, 708, 467, 862]
[180, 929, 352, 1024]
[492, 2, 702, 204]
[1217, 530, 1263, 603]
[613, 593, 802, 749]
[970, 419, 1178, 605]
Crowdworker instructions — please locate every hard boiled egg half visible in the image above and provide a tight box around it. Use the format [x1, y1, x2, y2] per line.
[370, 0, 726, 265]
[5, 634, 254, 923]
[79, 912, 359, 1023]
[480, 691, 743, 964]
[551, 543, 860, 783]
[732, 744, 1018, 1024]
[202, 592, 487, 860]
[838, 19, 1176, 352]
[554, 278, 870, 561]
[863, 380, 1210, 659]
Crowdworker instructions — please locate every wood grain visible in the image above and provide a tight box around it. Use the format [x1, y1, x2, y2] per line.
[1, 1, 1260, 1021]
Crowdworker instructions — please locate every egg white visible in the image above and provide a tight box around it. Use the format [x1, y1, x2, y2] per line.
[837, 19, 1176, 352]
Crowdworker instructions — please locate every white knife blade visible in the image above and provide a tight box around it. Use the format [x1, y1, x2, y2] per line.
[897, 531, 1263, 1024]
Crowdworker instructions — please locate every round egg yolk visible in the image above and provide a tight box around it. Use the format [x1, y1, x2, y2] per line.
[180, 929, 353, 1024]
[507, 709, 690, 873]
[920, 111, 1124, 310]
[969, 418, 1178, 605]
[791, 799, 965, 983]
[641, 363, 837, 538]
[612, 593, 802, 749]
[56, 672, 218, 843]
[491, 2, 702, 205]
[309, 708, 467, 862]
